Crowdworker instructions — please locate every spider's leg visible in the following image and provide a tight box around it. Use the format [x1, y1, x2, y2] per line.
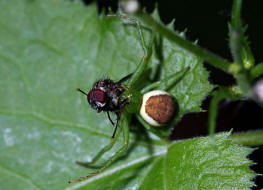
[135, 114, 167, 140]
[69, 114, 130, 183]
[140, 66, 190, 94]
[127, 36, 153, 89]
[135, 114, 150, 129]
[117, 73, 133, 84]
[107, 14, 153, 89]
[75, 119, 122, 167]
[107, 14, 147, 55]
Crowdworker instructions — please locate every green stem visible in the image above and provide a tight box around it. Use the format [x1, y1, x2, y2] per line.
[229, 0, 251, 95]
[235, 73, 251, 96]
[250, 62, 263, 79]
[229, 29, 251, 93]
[231, 0, 242, 28]
[229, 29, 242, 66]
[135, 11, 231, 73]
[230, 130, 263, 146]
[229, 0, 242, 66]
[208, 94, 223, 136]
[208, 87, 242, 136]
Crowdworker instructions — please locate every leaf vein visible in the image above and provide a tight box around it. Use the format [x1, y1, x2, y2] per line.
[0, 164, 42, 190]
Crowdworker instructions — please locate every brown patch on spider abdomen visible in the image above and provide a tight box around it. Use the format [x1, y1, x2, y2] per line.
[145, 94, 175, 124]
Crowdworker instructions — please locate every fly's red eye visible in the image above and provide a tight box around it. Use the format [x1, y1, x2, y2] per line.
[87, 89, 105, 104]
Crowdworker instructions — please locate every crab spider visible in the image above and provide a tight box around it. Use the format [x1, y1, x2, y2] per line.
[69, 14, 189, 183]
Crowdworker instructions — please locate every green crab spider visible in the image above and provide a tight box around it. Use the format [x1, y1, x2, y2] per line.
[69, 14, 189, 183]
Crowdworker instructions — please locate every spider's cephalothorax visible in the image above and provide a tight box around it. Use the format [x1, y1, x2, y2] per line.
[88, 79, 127, 113]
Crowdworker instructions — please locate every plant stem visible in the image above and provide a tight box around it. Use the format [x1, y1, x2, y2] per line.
[135, 11, 231, 73]
[231, 0, 242, 29]
[208, 95, 222, 136]
[230, 130, 263, 146]
[229, 0, 251, 96]
[250, 62, 263, 79]
[229, 29, 242, 66]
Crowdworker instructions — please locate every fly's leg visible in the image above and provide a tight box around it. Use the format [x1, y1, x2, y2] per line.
[106, 111, 120, 138]
[69, 113, 130, 183]
[111, 112, 121, 138]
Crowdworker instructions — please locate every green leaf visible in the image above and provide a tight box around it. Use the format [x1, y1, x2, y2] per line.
[138, 133, 256, 190]
[0, 1, 255, 190]
[161, 35, 213, 117]
[150, 9, 213, 119]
